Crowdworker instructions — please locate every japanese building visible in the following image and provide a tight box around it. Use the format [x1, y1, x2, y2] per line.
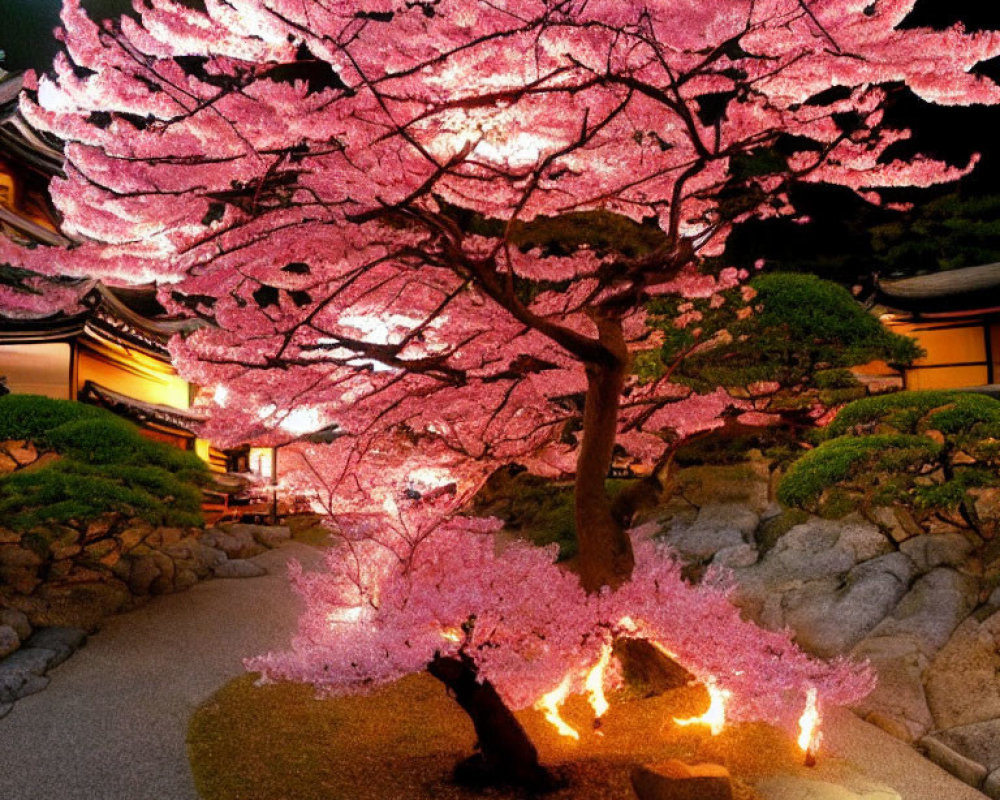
[0, 68, 274, 482]
[875, 263, 1000, 391]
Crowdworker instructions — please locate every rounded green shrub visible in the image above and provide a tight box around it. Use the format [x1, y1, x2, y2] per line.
[0, 393, 105, 444]
[0, 395, 210, 530]
[777, 434, 941, 509]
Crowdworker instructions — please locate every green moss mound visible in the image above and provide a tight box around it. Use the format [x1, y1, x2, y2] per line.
[778, 390, 1000, 530]
[0, 395, 209, 530]
[777, 434, 941, 509]
[824, 390, 1000, 439]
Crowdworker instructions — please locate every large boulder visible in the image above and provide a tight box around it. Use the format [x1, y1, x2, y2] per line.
[924, 609, 1000, 730]
[866, 569, 979, 656]
[731, 516, 894, 636]
[850, 635, 934, 742]
[900, 534, 976, 574]
[202, 526, 266, 560]
[781, 553, 917, 657]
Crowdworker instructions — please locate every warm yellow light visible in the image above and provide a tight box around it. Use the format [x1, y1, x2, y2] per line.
[798, 687, 822, 760]
[441, 627, 463, 643]
[535, 674, 579, 740]
[248, 446, 274, 478]
[673, 678, 730, 736]
[326, 605, 363, 625]
[585, 642, 613, 721]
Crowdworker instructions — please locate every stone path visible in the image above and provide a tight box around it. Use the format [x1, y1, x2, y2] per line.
[0, 542, 320, 800]
[0, 539, 988, 800]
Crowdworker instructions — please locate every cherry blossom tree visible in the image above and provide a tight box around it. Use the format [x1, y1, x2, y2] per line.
[5, 0, 999, 588]
[3, 0, 1000, 787]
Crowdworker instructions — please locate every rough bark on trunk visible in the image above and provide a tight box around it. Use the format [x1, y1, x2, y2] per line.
[575, 317, 635, 593]
[427, 654, 556, 792]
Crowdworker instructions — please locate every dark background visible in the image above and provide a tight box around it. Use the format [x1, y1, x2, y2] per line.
[2, 0, 1000, 283]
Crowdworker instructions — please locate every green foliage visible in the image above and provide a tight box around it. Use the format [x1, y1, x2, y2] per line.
[777, 434, 940, 509]
[0, 461, 203, 530]
[644, 273, 921, 394]
[871, 192, 1000, 275]
[780, 391, 1000, 538]
[0, 394, 105, 445]
[825, 390, 1000, 438]
[45, 416, 209, 478]
[0, 395, 209, 530]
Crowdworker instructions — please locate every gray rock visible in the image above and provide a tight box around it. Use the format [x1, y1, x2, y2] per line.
[24, 628, 86, 669]
[934, 719, 1000, 775]
[783, 553, 917, 657]
[212, 559, 267, 579]
[190, 543, 227, 573]
[250, 525, 292, 549]
[850, 635, 933, 742]
[0, 671, 48, 703]
[666, 521, 744, 560]
[0, 608, 30, 641]
[0, 625, 20, 660]
[769, 518, 857, 580]
[925, 610, 1000, 730]
[835, 517, 892, 562]
[920, 734, 988, 789]
[0, 647, 56, 702]
[694, 503, 760, 538]
[712, 544, 759, 570]
[867, 568, 978, 656]
[2, 647, 56, 676]
[900, 534, 975, 573]
[202, 528, 266, 560]
[0, 702, 11, 719]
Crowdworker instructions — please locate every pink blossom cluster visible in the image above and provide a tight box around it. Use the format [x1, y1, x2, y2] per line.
[248, 509, 873, 734]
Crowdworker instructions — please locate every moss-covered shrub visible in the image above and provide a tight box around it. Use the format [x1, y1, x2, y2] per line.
[777, 434, 941, 510]
[824, 390, 1000, 439]
[779, 391, 1000, 542]
[0, 393, 104, 445]
[0, 395, 209, 530]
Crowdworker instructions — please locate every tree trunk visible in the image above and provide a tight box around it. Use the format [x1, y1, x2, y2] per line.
[575, 317, 635, 593]
[427, 654, 556, 792]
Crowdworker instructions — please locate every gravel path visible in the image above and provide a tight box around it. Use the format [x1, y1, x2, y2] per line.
[0, 543, 320, 800]
[0, 540, 987, 800]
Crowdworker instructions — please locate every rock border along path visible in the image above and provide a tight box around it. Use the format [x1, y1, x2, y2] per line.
[0, 542, 320, 800]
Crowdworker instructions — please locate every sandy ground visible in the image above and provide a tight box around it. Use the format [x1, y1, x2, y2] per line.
[0, 543, 320, 800]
